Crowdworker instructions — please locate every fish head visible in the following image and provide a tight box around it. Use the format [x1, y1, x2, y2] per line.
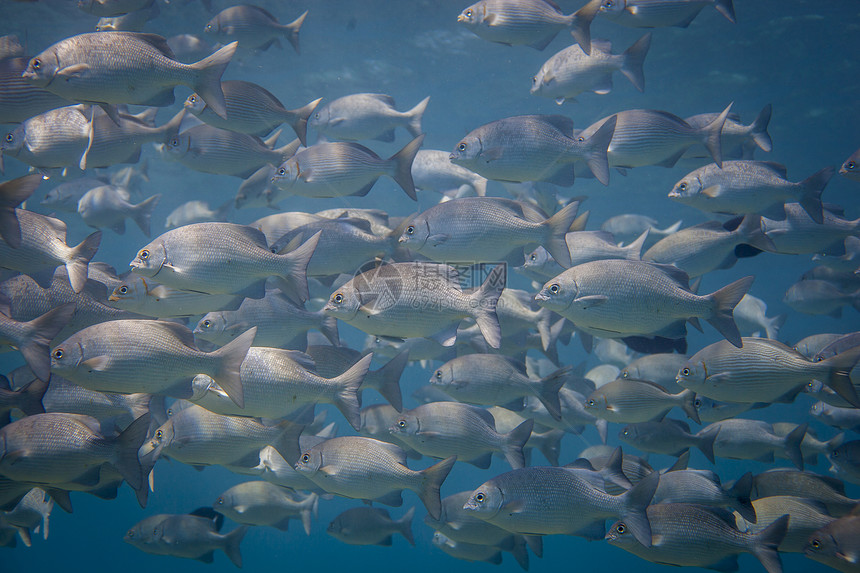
[323, 284, 361, 320]
[456, 3, 485, 27]
[193, 313, 226, 341]
[140, 420, 174, 460]
[0, 126, 25, 157]
[271, 158, 300, 190]
[521, 247, 550, 271]
[203, 15, 221, 37]
[804, 529, 840, 561]
[829, 441, 860, 468]
[94, 17, 120, 32]
[584, 391, 607, 412]
[429, 362, 454, 387]
[308, 104, 330, 131]
[598, 0, 628, 17]
[50, 338, 85, 377]
[107, 276, 147, 308]
[129, 239, 167, 278]
[389, 412, 419, 438]
[675, 360, 706, 390]
[20, 48, 58, 88]
[183, 92, 207, 115]
[294, 447, 322, 475]
[398, 216, 430, 250]
[668, 175, 703, 201]
[605, 519, 639, 547]
[462, 482, 503, 519]
[840, 154, 859, 181]
[534, 277, 576, 312]
[164, 132, 191, 160]
[617, 424, 641, 446]
[449, 134, 482, 166]
[212, 491, 233, 514]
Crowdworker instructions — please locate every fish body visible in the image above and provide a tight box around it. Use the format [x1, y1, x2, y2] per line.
[77, 186, 160, 236]
[683, 104, 773, 158]
[752, 469, 859, 518]
[327, 506, 415, 546]
[762, 204, 860, 255]
[733, 293, 785, 339]
[706, 418, 808, 469]
[309, 93, 429, 142]
[40, 178, 108, 213]
[425, 490, 524, 547]
[811, 401, 860, 433]
[411, 149, 488, 197]
[449, 114, 616, 186]
[620, 419, 717, 462]
[165, 200, 230, 229]
[0, 57, 71, 124]
[585, 378, 698, 423]
[107, 275, 241, 319]
[828, 440, 860, 485]
[0, 302, 78, 384]
[78, 0, 154, 17]
[601, 214, 682, 247]
[1, 105, 90, 170]
[3, 487, 53, 546]
[214, 481, 317, 534]
[735, 496, 834, 553]
[204, 6, 307, 53]
[620, 353, 689, 387]
[783, 279, 860, 317]
[654, 467, 756, 523]
[598, 0, 736, 28]
[79, 108, 185, 170]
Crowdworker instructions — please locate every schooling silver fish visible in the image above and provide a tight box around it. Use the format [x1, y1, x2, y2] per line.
[598, 0, 736, 28]
[213, 481, 317, 534]
[77, 186, 160, 236]
[204, 6, 308, 53]
[412, 149, 488, 198]
[327, 506, 415, 546]
[309, 93, 429, 143]
[107, 275, 242, 319]
[0, 105, 90, 171]
[0, 56, 71, 125]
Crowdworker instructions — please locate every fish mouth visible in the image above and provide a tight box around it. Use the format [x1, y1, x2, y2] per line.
[534, 292, 550, 302]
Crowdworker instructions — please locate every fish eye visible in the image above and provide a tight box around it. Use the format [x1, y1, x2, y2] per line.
[397, 419, 407, 428]
[529, 253, 536, 261]
[314, 112, 319, 119]
[166, 408, 173, 416]
[435, 370, 442, 379]
[847, 161, 856, 170]
[458, 142, 467, 152]
[810, 539, 821, 549]
[621, 371, 629, 378]
[155, 429, 163, 439]
[549, 284, 559, 294]
[216, 497, 223, 505]
[474, 492, 484, 503]
[202, 320, 211, 328]
[406, 225, 414, 235]
[465, 8, 472, 17]
[169, 137, 179, 147]
[587, 399, 595, 407]
[694, 399, 702, 408]
[119, 286, 128, 294]
[4, 133, 12, 143]
[578, 136, 585, 142]
[333, 293, 344, 304]
[127, 530, 134, 538]
[189, 95, 196, 103]
[32, 58, 41, 70]
[53, 348, 64, 359]
[679, 182, 688, 191]
[278, 167, 287, 176]
[301, 453, 310, 463]
[681, 368, 690, 376]
[622, 429, 629, 436]
[139, 249, 150, 260]
[832, 450, 839, 457]
[615, 523, 626, 534]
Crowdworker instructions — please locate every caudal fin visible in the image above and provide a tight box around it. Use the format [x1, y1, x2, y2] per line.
[66, 231, 101, 293]
[330, 353, 372, 431]
[502, 418, 534, 469]
[570, 0, 601, 55]
[679, 389, 700, 424]
[751, 514, 788, 573]
[274, 230, 320, 305]
[281, 10, 308, 54]
[271, 418, 305, 466]
[821, 344, 860, 407]
[749, 104, 773, 152]
[715, 0, 737, 23]
[131, 194, 160, 237]
[728, 471, 757, 524]
[582, 115, 617, 186]
[700, 103, 732, 168]
[190, 41, 238, 120]
[112, 412, 151, 492]
[625, 229, 649, 260]
[416, 456, 456, 520]
[618, 471, 659, 547]
[469, 264, 505, 349]
[284, 97, 322, 146]
[620, 33, 651, 92]
[389, 134, 425, 200]
[706, 275, 754, 348]
[736, 214, 776, 253]
[221, 525, 248, 568]
[0, 173, 41, 248]
[371, 350, 408, 411]
[543, 201, 580, 268]
[13, 377, 48, 416]
[784, 422, 808, 471]
[534, 365, 569, 421]
[696, 424, 719, 464]
[404, 96, 430, 138]
[210, 326, 256, 408]
[798, 166, 834, 225]
[397, 506, 416, 546]
[19, 302, 76, 382]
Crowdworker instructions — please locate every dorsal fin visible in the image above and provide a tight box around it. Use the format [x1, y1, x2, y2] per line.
[124, 32, 176, 59]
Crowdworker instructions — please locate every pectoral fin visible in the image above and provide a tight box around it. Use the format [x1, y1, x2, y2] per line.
[81, 355, 112, 372]
[573, 295, 608, 308]
[56, 63, 89, 79]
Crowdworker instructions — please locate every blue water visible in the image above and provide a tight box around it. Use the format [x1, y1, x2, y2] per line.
[1, 0, 858, 571]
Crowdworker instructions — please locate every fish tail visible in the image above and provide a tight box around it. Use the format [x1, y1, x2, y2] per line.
[373, 350, 408, 412]
[157, 108, 186, 143]
[700, 103, 732, 167]
[736, 214, 776, 253]
[330, 353, 372, 431]
[318, 314, 340, 347]
[209, 326, 256, 409]
[275, 137, 302, 164]
[620, 33, 651, 92]
[271, 418, 305, 467]
[785, 422, 808, 470]
[715, 0, 737, 23]
[570, 209, 589, 232]
[750, 514, 788, 573]
[472, 177, 487, 197]
[798, 166, 835, 225]
[281, 10, 308, 54]
[299, 493, 317, 534]
[404, 96, 430, 138]
[706, 275, 754, 348]
[602, 446, 633, 490]
[221, 525, 248, 568]
[131, 194, 160, 237]
[679, 389, 701, 424]
[416, 456, 456, 520]
[285, 97, 322, 146]
[535, 365, 569, 421]
[397, 506, 416, 546]
[625, 229, 649, 260]
[273, 230, 320, 305]
[821, 341, 860, 407]
[468, 264, 505, 349]
[501, 418, 533, 469]
[661, 220, 683, 235]
[189, 41, 238, 120]
[696, 424, 719, 464]
[581, 115, 616, 186]
[765, 313, 787, 340]
[13, 376, 48, 416]
[727, 471, 757, 524]
[535, 307, 554, 351]
[0, 173, 41, 248]
[536, 429, 564, 466]
[618, 471, 659, 547]
[112, 412, 151, 492]
[595, 418, 609, 444]
[43, 488, 72, 514]
[389, 134, 424, 201]
[749, 103, 773, 152]
[542, 200, 580, 268]
[127, 393, 152, 421]
[66, 231, 101, 293]
[569, 0, 601, 55]
[18, 302, 75, 382]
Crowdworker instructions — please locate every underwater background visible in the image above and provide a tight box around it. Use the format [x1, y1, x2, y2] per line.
[0, 0, 858, 571]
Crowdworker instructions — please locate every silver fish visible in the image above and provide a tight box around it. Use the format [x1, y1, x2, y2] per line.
[598, 0, 736, 28]
[735, 496, 834, 553]
[165, 34, 213, 63]
[77, 186, 160, 236]
[449, 114, 617, 186]
[600, 214, 682, 248]
[733, 293, 785, 339]
[620, 418, 718, 463]
[78, 0, 154, 17]
[783, 279, 859, 318]
[327, 506, 415, 546]
[165, 199, 231, 229]
[40, 177, 108, 213]
[432, 531, 525, 566]
[813, 236, 860, 273]
[619, 353, 689, 388]
[683, 104, 773, 159]
[585, 377, 699, 424]
[531, 35, 650, 104]
[1, 105, 90, 170]
[94, 2, 160, 32]
[458, 0, 601, 54]
[828, 440, 860, 485]
[0, 300, 81, 382]
[309, 93, 429, 142]
[0, 56, 71, 125]
[185, 80, 320, 144]
[655, 461, 756, 523]
[707, 418, 808, 470]
[762, 203, 860, 255]
[213, 481, 317, 534]
[204, 6, 307, 53]
[2, 487, 53, 547]
[78, 108, 185, 170]
[810, 401, 860, 433]
[107, 275, 241, 319]
[50, 320, 255, 408]
[294, 436, 456, 519]
[839, 147, 860, 181]
[129, 223, 319, 304]
[411, 149, 488, 198]
[23, 32, 237, 119]
[249, 211, 325, 244]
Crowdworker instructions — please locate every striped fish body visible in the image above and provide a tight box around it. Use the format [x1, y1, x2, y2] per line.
[738, 496, 834, 553]
[586, 378, 694, 423]
[1, 106, 89, 169]
[459, 0, 578, 50]
[0, 57, 70, 124]
[432, 354, 546, 407]
[107, 275, 241, 318]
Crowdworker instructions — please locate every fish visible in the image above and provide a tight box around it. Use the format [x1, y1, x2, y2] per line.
[619, 353, 689, 388]
[129, 223, 319, 304]
[535, 259, 753, 346]
[813, 236, 860, 273]
[683, 104, 773, 159]
[399, 198, 581, 267]
[0, 412, 149, 490]
[585, 377, 700, 424]
[463, 466, 659, 545]
[77, 0, 154, 18]
[309, 93, 429, 142]
[185, 80, 321, 144]
[0, 105, 91, 170]
[40, 178, 109, 213]
[50, 320, 256, 408]
[165, 199, 231, 229]
[810, 401, 860, 433]
[601, 214, 682, 248]
[307, 346, 407, 412]
[204, 6, 308, 53]
[389, 401, 533, 469]
[0, 56, 71, 125]
[578, 104, 731, 169]
[411, 149, 488, 198]
[449, 114, 617, 186]
[78, 107, 186, 170]
[213, 481, 318, 534]
[165, 34, 213, 63]
[676, 337, 860, 407]
[531, 34, 650, 104]
[2, 487, 53, 547]
[783, 279, 860, 318]
[327, 506, 415, 546]
[457, 0, 602, 54]
[189, 349, 371, 430]
[828, 440, 860, 485]
[598, 0, 736, 28]
[605, 505, 786, 573]
[762, 203, 860, 255]
[432, 531, 526, 567]
[294, 436, 456, 519]
[0, 174, 41, 249]
[705, 418, 808, 470]
[323, 262, 505, 348]
[654, 459, 756, 523]
[839, 147, 860, 181]
[733, 293, 786, 339]
[642, 215, 775, 278]
[619, 418, 718, 463]
[0, 303, 76, 382]
[22, 32, 237, 119]
[106, 275, 241, 319]
[522, 386, 608, 441]
[804, 514, 860, 572]
[752, 469, 859, 518]
[519, 229, 645, 282]
[94, 2, 160, 32]
[734, 496, 835, 553]
[76, 186, 160, 236]
[669, 161, 834, 224]
[271, 136, 424, 200]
